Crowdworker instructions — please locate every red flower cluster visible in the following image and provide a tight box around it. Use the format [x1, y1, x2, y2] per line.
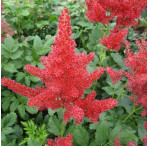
[127, 141, 137, 146]
[1, 1, 14, 42]
[1, 8, 117, 124]
[106, 67, 123, 84]
[100, 29, 127, 51]
[114, 137, 121, 146]
[64, 91, 117, 124]
[85, 0, 146, 27]
[47, 134, 73, 146]
[124, 40, 147, 116]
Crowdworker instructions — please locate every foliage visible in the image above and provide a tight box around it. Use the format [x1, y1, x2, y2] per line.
[1, 0, 147, 146]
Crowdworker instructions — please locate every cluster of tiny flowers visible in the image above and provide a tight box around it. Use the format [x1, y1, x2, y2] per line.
[106, 67, 123, 84]
[114, 137, 121, 146]
[99, 29, 127, 51]
[114, 137, 137, 146]
[85, 0, 146, 27]
[1, 1, 14, 42]
[1, 8, 117, 124]
[47, 134, 73, 146]
[124, 39, 147, 116]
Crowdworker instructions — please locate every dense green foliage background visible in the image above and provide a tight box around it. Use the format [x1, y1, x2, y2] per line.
[1, 0, 147, 145]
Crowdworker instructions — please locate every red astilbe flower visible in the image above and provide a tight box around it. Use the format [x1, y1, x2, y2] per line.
[85, 0, 146, 27]
[64, 91, 117, 124]
[106, 67, 123, 84]
[47, 134, 73, 146]
[99, 29, 127, 51]
[114, 137, 121, 146]
[124, 39, 147, 116]
[1, 8, 117, 124]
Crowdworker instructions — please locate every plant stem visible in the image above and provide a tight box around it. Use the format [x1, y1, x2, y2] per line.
[116, 81, 128, 100]
[122, 106, 142, 123]
[61, 120, 65, 138]
[104, 140, 113, 146]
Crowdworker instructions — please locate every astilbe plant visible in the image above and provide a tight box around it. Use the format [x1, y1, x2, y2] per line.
[124, 39, 147, 116]
[1, 8, 117, 126]
[1, 0, 14, 42]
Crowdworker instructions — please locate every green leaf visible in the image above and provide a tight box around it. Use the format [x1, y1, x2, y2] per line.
[3, 127, 15, 135]
[74, 126, 89, 146]
[30, 76, 40, 82]
[95, 122, 109, 145]
[33, 36, 43, 51]
[28, 138, 42, 146]
[16, 72, 25, 82]
[18, 105, 25, 118]
[118, 129, 137, 144]
[111, 53, 127, 70]
[48, 115, 62, 136]
[25, 106, 38, 114]
[138, 118, 146, 139]
[14, 125, 23, 137]
[25, 76, 30, 86]
[11, 50, 23, 59]
[102, 86, 114, 95]
[77, 21, 93, 28]
[10, 100, 19, 112]
[109, 123, 122, 140]
[2, 112, 17, 128]
[19, 9, 30, 16]
[4, 63, 18, 73]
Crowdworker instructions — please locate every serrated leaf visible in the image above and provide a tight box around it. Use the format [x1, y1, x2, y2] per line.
[2, 112, 17, 128]
[4, 63, 18, 73]
[28, 138, 42, 146]
[3, 127, 15, 135]
[33, 36, 43, 51]
[18, 105, 25, 118]
[10, 100, 19, 112]
[25, 105, 38, 114]
[25, 76, 30, 86]
[102, 86, 114, 95]
[16, 72, 25, 82]
[109, 123, 122, 140]
[11, 50, 23, 59]
[111, 53, 127, 70]
[14, 125, 23, 137]
[74, 126, 89, 146]
[119, 129, 137, 144]
[48, 115, 62, 136]
[95, 122, 108, 145]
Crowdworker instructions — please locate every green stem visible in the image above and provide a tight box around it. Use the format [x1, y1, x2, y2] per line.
[116, 81, 128, 100]
[122, 106, 142, 123]
[61, 120, 65, 138]
[104, 140, 113, 146]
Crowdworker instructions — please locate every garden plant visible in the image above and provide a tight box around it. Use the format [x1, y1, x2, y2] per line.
[1, 0, 147, 146]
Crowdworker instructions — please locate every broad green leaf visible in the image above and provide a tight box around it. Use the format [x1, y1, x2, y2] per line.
[109, 123, 122, 140]
[74, 126, 89, 146]
[19, 9, 30, 16]
[18, 105, 25, 118]
[95, 122, 109, 145]
[102, 86, 114, 95]
[10, 100, 19, 112]
[14, 125, 23, 137]
[3, 127, 15, 135]
[33, 36, 43, 51]
[28, 138, 42, 146]
[16, 72, 25, 82]
[138, 118, 146, 139]
[4, 63, 18, 73]
[25, 76, 30, 87]
[48, 115, 63, 136]
[11, 50, 23, 59]
[2, 112, 17, 128]
[77, 21, 93, 28]
[119, 129, 137, 144]
[30, 76, 40, 82]
[25, 106, 38, 114]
